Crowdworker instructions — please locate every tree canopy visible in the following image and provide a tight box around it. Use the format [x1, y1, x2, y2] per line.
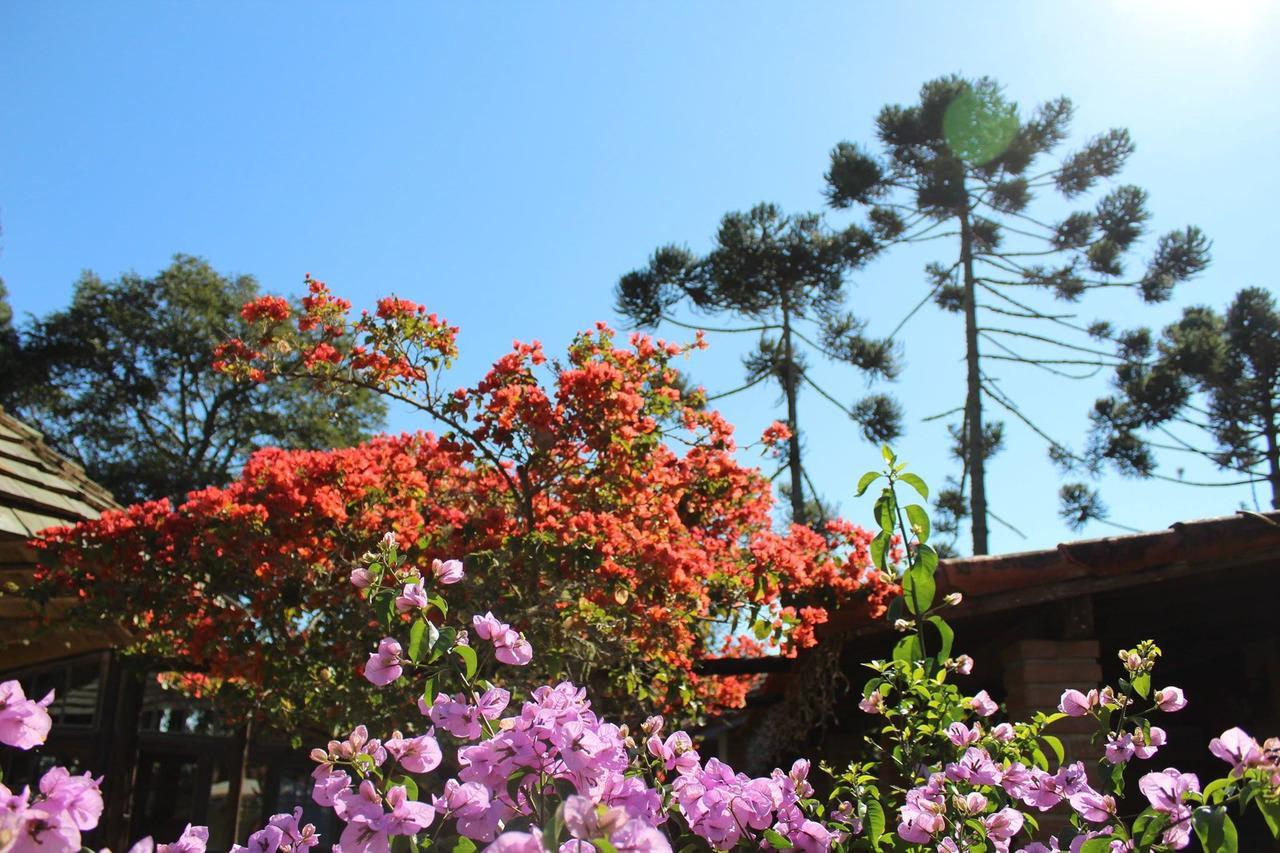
[824, 75, 1209, 552]
[1079, 287, 1280, 520]
[1, 255, 386, 503]
[617, 202, 898, 526]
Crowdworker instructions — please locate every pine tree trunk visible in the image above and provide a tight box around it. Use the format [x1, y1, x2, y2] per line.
[781, 299, 806, 525]
[959, 204, 989, 555]
[1263, 404, 1280, 510]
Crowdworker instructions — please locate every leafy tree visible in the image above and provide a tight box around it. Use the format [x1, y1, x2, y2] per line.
[1080, 287, 1280, 520]
[36, 282, 888, 733]
[824, 75, 1209, 553]
[0, 277, 17, 389]
[2, 255, 386, 503]
[616, 202, 899, 526]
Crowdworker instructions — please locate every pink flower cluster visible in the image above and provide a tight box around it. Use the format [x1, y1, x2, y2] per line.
[472, 612, 533, 667]
[669, 753, 833, 851]
[0, 766, 104, 852]
[0, 681, 53, 751]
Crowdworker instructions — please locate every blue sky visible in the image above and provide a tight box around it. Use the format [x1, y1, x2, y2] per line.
[3, 1, 1277, 553]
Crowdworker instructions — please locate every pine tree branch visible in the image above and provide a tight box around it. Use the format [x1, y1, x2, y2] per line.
[985, 354, 1118, 367]
[987, 509, 1028, 539]
[706, 373, 772, 401]
[922, 406, 964, 423]
[980, 374, 1080, 462]
[978, 327, 1122, 360]
[798, 370, 855, 417]
[659, 315, 780, 334]
[979, 333, 1107, 379]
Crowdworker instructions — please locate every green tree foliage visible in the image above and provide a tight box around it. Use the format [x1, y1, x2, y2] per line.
[2, 254, 386, 503]
[825, 75, 1209, 553]
[1082, 287, 1280, 519]
[616, 202, 898, 526]
[0, 277, 18, 386]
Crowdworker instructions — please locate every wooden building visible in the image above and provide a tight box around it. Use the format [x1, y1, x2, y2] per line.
[711, 510, 1280, 844]
[0, 408, 327, 851]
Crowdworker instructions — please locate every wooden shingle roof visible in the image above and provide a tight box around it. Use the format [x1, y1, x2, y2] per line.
[0, 406, 117, 539]
[0, 408, 125, 667]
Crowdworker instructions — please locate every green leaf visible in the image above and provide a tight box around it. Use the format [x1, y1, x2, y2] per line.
[394, 775, 419, 800]
[752, 619, 771, 641]
[899, 473, 929, 500]
[903, 563, 936, 615]
[455, 644, 478, 680]
[762, 829, 793, 849]
[428, 594, 449, 618]
[1257, 795, 1280, 837]
[881, 444, 896, 465]
[892, 634, 922, 665]
[874, 493, 896, 533]
[870, 530, 890, 572]
[1192, 806, 1238, 853]
[905, 504, 930, 544]
[865, 798, 886, 848]
[855, 471, 882, 497]
[374, 590, 398, 628]
[1078, 839, 1113, 853]
[1041, 735, 1065, 765]
[420, 676, 436, 708]
[408, 619, 428, 663]
[451, 838, 477, 853]
[915, 544, 939, 574]
[927, 616, 954, 661]
[1132, 672, 1151, 698]
[885, 594, 904, 625]
[1202, 777, 1233, 805]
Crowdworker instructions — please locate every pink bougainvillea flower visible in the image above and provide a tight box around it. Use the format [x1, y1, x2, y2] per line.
[1154, 686, 1187, 712]
[38, 766, 103, 831]
[363, 638, 403, 687]
[946, 722, 981, 747]
[432, 558, 465, 585]
[385, 733, 442, 774]
[157, 824, 210, 853]
[0, 680, 54, 750]
[382, 785, 435, 836]
[425, 693, 484, 740]
[1208, 726, 1263, 775]
[1068, 789, 1115, 823]
[1105, 733, 1135, 764]
[1133, 726, 1166, 760]
[1057, 688, 1098, 717]
[857, 690, 885, 714]
[394, 582, 428, 614]
[968, 690, 998, 717]
[982, 806, 1025, 848]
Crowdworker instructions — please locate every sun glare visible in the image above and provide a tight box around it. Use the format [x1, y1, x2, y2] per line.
[1119, 0, 1271, 41]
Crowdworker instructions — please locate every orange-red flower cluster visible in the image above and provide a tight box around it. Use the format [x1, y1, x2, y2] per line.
[37, 283, 890, 730]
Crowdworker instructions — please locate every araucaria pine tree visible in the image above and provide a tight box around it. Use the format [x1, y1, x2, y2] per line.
[616, 202, 899, 526]
[824, 75, 1210, 553]
[1083, 287, 1280, 515]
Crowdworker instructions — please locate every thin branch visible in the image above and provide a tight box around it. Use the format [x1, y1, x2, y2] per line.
[979, 333, 1106, 380]
[799, 370, 854, 417]
[706, 373, 771, 401]
[659, 315, 780, 335]
[978, 326, 1122, 360]
[987, 510, 1028, 540]
[922, 406, 963, 423]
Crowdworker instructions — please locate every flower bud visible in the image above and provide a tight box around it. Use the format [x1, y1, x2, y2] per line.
[893, 618, 915, 632]
[380, 532, 398, 550]
[943, 592, 963, 606]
